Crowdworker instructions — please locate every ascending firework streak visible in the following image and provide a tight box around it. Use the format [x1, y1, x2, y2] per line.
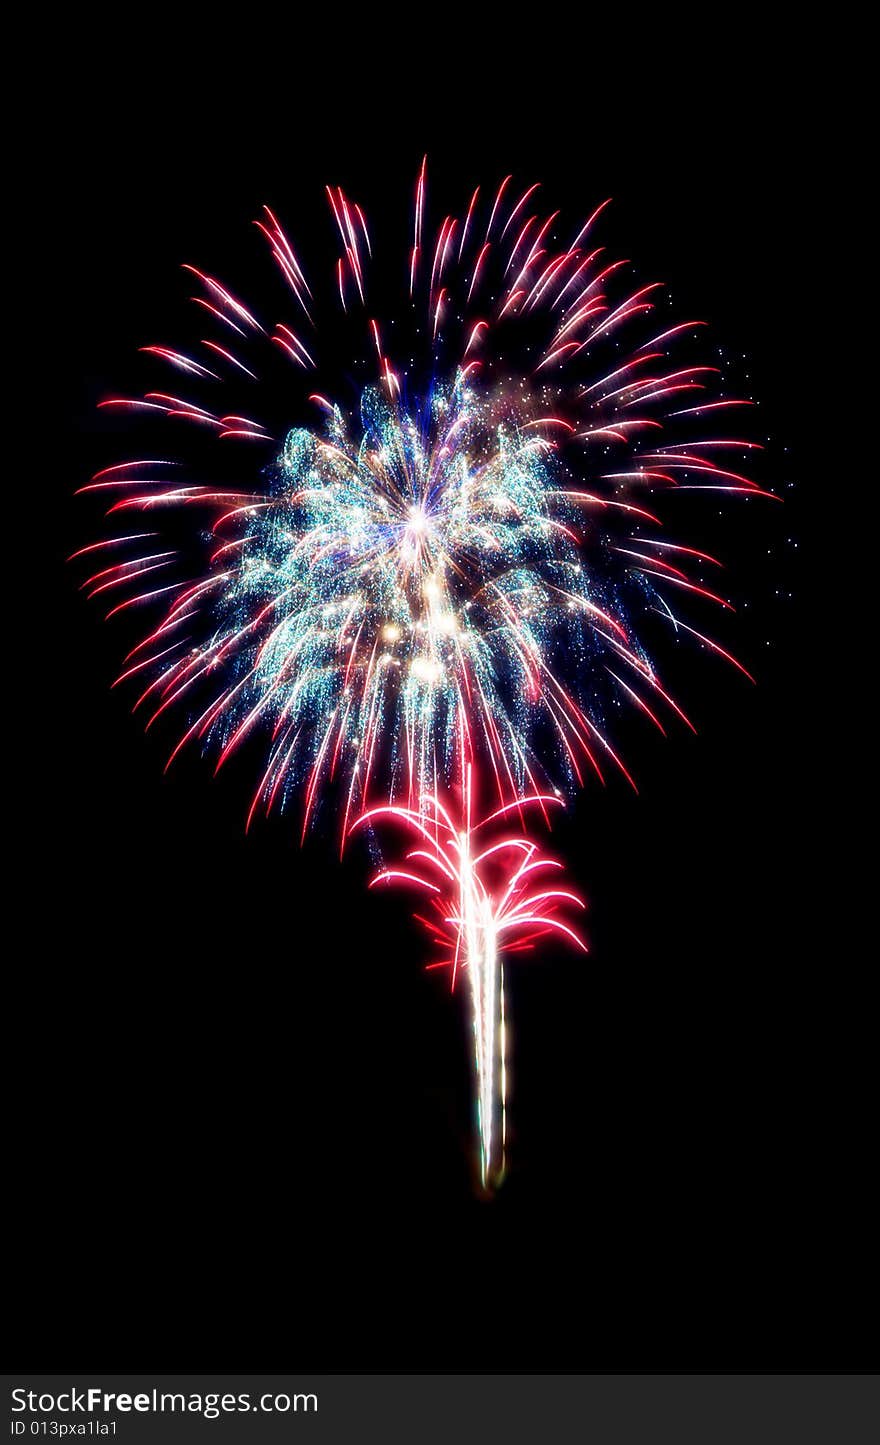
[75, 161, 772, 1189]
[354, 774, 586, 1188]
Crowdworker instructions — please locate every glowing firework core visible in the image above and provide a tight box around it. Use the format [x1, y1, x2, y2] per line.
[225, 378, 607, 831]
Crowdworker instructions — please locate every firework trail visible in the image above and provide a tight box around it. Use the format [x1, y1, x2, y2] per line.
[75, 162, 770, 1189]
[354, 771, 586, 1189]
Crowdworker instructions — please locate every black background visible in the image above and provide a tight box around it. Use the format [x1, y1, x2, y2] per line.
[11, 23, 868, 1371]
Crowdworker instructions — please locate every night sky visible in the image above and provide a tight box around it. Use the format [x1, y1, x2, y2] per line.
[12, 28, 866, 1372]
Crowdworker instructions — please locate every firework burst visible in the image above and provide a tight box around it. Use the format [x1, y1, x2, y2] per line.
[75, 161, 771, 1188]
